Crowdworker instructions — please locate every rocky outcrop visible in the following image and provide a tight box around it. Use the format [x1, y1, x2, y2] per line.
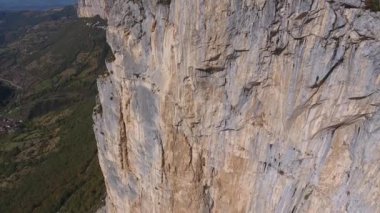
[77, 0, 114, 19]
[80, 0, 380, 212]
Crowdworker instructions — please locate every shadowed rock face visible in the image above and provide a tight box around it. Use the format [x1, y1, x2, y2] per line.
[81, 0, 380, 212]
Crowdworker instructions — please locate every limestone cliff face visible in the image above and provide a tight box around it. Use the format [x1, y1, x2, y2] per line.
[81, 0, 380, 212]
[77, 0, 114, 19]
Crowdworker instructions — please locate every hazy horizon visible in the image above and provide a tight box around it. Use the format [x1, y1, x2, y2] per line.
[0, 0, 76, 11]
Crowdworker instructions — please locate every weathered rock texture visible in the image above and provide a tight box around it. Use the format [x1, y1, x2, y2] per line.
[78, 0, 114, 19]
[80, 0, 380, 212]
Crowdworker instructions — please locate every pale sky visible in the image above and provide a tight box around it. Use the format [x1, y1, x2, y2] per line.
[0, 0, 76, 10]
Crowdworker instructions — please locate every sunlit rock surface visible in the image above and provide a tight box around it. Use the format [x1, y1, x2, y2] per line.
[80, 0, 380, 212]
[77, 0, 114, 19]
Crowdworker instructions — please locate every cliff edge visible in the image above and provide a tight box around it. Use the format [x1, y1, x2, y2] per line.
[80, 0, 380, 212]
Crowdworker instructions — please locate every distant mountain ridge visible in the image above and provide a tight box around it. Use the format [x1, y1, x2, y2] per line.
[0, 0, 75, 10]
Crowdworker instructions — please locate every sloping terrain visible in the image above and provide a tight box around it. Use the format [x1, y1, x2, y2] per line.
[0, 7, 108, 212]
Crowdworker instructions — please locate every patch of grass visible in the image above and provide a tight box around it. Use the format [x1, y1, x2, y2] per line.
[0, 100, 105, 213]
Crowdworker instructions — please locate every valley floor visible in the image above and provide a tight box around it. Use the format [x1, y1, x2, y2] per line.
[0, 6, 109, 212]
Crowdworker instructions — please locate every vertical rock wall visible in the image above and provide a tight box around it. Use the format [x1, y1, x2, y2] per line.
[78, 0, 114, 19]
[81, 0, 380, 212]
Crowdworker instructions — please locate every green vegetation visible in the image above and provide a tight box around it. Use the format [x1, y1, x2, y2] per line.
[0, 7, 76, 46]
[0, 7, 108, 212]
[365, 0, 380, 11]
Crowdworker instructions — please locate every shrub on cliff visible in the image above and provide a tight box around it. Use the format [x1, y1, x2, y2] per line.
[365, 0, 380, 11]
